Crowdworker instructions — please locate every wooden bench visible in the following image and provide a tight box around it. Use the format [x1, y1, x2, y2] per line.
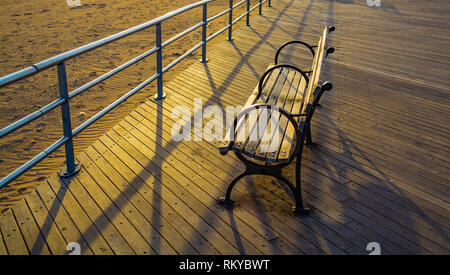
[217, 26, 335, 215]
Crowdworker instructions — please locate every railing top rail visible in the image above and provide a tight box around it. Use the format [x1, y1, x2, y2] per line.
[0, 0, 215, 88]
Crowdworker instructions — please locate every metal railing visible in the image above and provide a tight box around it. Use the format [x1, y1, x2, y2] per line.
[0, 0, 272, 189]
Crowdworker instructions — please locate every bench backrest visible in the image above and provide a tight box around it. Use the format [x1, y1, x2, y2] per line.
[220, 26, 333, 163]
[301, 26, 331, 115]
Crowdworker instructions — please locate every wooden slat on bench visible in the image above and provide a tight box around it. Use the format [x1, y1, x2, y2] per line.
[276, 73, 309, 162]
[303, 27, 329, 112]
[263, 70, 307, 163]
[219, 64, 281, 152]
[254, 69, 300, 161]
[241, 67, 289, 156]
[301, 36, 322, 113]
[275, 27, 330, 163]
[235, 67, 285, 152]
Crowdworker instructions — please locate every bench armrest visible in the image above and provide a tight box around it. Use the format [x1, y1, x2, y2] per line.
[275, 41, 316, 64]
[257, 64, 310, 102]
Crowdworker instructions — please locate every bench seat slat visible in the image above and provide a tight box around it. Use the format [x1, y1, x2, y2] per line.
[254, 69, 302, 161]
[241, 67, 290, 156]
[218, 64, 281, 152]
[276, 73, 308, 162]
[233, 66, 284, 152]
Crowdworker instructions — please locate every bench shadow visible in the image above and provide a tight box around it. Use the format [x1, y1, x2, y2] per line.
[312, 112, 449, 253]
[223, 0, 444, 255]
[300, 45, 448, 253]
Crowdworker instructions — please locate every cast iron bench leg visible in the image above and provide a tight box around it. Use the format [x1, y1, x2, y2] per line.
[305, 123, 318, 147]
[293, 154, 311, 215]
[217, 172, 247, 207]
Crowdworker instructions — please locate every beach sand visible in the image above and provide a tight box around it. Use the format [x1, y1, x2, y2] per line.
[0, 0, 248, 212]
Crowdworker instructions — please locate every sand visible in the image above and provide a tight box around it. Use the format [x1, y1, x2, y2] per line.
[0, 0, 248, 212]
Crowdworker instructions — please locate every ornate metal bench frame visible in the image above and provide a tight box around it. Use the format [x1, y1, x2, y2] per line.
[218, 26, 335, 216]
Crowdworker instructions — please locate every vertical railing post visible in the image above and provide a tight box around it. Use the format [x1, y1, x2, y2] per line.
[268, 0, 271, 7]
[154, 22, 166, 100]
[246, 0, 250, 26]
[201, 3, 208, 63]
[259, 0, 262, 15]
[57, 62, 80, 178]
[228, 0, 233, 41]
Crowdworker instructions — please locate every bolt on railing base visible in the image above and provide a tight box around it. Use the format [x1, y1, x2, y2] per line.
[154, 92, 166, 101]
[58, 162, 81, 179]
[199, 58, 209, 63]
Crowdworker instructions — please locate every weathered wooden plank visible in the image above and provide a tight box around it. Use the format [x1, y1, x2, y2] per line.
[44, 175, 114, 255]
[35, 182, 93, 255]
[11, 199, 51, 255]
[24, 191, 68, 254]
[277, 74, 308, 162]
[233, 67, 283, 152]
[58, 174, 135, 255]
[81, 144, 202, 255]
[254, 69, 298, 160]
[0, 226, 7, 255]
[117, 117, 285, 254]
[0, 209, 28, 254]
[70, 159, 153, 255]
[218, 64, 279, 152]
[243, 67, 289, 156]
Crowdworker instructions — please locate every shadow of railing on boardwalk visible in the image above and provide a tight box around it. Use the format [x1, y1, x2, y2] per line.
[30, 0, 301, 255]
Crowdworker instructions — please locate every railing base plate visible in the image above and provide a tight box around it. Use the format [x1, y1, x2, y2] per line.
[58, 162, 81, 179]
[199, 58, 209, 63]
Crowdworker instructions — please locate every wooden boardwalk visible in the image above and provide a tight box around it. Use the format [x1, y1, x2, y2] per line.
[1, 0, 449, 255]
